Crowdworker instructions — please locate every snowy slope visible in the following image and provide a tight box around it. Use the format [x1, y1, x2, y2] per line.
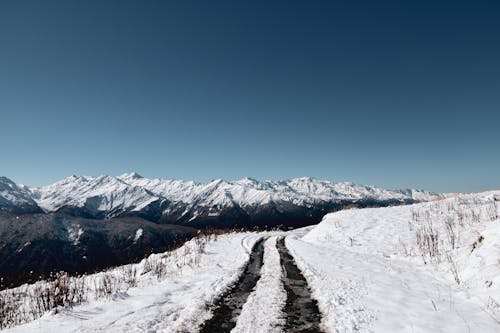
[287, 190, 500, 332]
[0, 177, 41, 213]
[2, 232, 264, 333]
[30, 175, 163, 218]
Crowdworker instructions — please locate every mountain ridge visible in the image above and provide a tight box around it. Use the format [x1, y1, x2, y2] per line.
[1, 174, 439, 228]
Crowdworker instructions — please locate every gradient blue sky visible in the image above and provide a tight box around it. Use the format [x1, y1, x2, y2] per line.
[1, 0, 499, 192]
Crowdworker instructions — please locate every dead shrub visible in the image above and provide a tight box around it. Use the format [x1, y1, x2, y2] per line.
[94, 272, 119, 299]
[445, 252, 460, 285]
[152, 258, 167, 281]
[416, 220, 440, 264]
[121, 265, 137, 288]
[444, 216, 457, 249]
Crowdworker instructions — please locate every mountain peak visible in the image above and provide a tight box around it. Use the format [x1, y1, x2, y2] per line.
[0, 176, 15, 187]
[0, 176, 42, 213]
[119, 172, 144, 180]
[235, 177, 258, 184]
[289, 176, 320, 183]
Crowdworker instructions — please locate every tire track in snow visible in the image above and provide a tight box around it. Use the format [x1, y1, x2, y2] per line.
[277, 237, 323, 333]
[232, 237, 286, 333]
[199, 238, 266, 333]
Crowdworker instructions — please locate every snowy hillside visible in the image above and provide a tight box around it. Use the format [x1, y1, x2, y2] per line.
[30, 175, 165, 218]
[1, 232, 264, 332]
[288, 190, 500, 331]
[0, 177, 41, 214]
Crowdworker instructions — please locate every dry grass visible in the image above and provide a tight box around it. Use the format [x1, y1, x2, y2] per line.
[407, 196, 498, 284]
[0, 272, 87, 329]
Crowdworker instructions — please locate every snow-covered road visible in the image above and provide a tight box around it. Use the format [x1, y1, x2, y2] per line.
[204, 236, 322, 333]
[200, 238, 267, 332]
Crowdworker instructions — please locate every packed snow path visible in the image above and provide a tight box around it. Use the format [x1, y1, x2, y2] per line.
[277, 237, 323, 333]
[199, 238, 267, 333]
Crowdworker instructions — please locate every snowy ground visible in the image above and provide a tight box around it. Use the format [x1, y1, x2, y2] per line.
[3, 191, 500, 332]
[287, 191, 500, 332]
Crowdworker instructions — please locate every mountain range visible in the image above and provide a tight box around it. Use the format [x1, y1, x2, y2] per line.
[2, 173, 437, 228]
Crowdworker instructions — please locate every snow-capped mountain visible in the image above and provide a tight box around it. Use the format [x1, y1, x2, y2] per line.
[118, 173, 436, 208]
[2, 173, 438, 228]
[29, 175, 167, 219]
[0, 177, 42, 214]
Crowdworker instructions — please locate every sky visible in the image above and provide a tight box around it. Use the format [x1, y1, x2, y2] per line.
[0, 0, 499, 192]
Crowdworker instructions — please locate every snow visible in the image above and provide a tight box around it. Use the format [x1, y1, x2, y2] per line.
[67, 225, 84, 245]
[286, 191, 500, 332]
[30, 175, 161, 216]
[232, 236, 286, 333]
[15, 242, 31, 253]
[123, 175, 437, 209]
[133, 228, 143, 243]
[0, 177, 39, 209]
[3, 232, 263, 333]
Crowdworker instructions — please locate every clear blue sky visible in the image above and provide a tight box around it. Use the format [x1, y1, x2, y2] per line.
[1, 0, 499, 192]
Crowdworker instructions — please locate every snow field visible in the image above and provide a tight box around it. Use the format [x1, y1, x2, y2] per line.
[288, 191, 500, 332]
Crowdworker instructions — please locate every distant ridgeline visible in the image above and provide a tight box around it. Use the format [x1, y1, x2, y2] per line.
[1, 174, 437, 228]
[0, 174, 437, 288]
